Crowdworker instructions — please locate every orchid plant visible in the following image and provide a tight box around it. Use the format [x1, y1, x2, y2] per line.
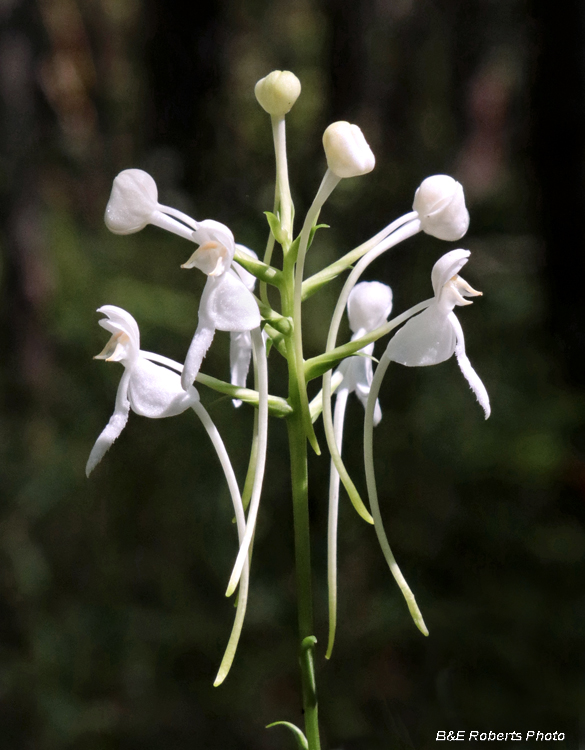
[87, 70, 489, 749]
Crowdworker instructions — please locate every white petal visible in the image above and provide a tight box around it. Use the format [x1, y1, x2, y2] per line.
[192, 219, 235, 260]
[431, 249, 470, 298]
[86, 371, 131, 476]
[385, 305, 456, 367]
[230, 330, 253, 407]
[129, 357, 198, 418]
[448, 313, 491, 418]
[181, 324, 216, 391]
[97, 305, 140, 353]
[199, 272, 261, 332]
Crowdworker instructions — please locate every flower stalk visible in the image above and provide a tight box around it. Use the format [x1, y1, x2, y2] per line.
[89, 68, 491, 750]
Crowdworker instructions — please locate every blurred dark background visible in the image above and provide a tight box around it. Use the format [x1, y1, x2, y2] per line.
[1, 0, 584, 748]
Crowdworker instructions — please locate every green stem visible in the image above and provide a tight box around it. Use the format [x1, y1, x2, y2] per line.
[292, 169, 341, 453]
[287, 409, 321, 750]
[280, 247, 321, 749]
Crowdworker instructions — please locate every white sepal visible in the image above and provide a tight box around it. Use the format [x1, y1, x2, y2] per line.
[199, 271, 261, 332]
[129, 358, 199, 419]
[384, 306, 456, 367]
[189, 220, 235, 275]
[96, 305, 140, 358]
[413, 175, 469, 241]
[431, 249, 470, 297]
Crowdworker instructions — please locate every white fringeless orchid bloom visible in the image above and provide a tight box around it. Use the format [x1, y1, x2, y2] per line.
[361, 249, 489, 638]
[85, 305, 199, 476]
[326, 281, 392, 659]
[181, 226, 268, 602]
[230, 247, 259, 407]
[384, 248, 490, 418]
[86, 305, 251, 686]
[181, 224, 261, 392]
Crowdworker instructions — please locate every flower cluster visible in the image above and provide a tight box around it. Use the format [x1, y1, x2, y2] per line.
[87, 69, 490, 710]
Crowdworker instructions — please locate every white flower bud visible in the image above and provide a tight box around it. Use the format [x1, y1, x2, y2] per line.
[347, 281, 393, 335]
[254, 71, 301, 116]
[322, 121, 375, 179]
[104, 169, 159, 235]
[412, 175, 469, 241]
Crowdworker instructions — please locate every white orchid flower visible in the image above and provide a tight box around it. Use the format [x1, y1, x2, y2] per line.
[181, 228, 268, 601]
[85, 305, 199, 476]
[86, 305, 253, 685]
[326, 280, 392, 659]
[384, 248, 490, 418]
[181, 225, 261, 391]
[361, 249, 489, 637]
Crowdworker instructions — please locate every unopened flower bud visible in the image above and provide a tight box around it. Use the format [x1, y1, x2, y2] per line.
[323, 122, 375, 179]
[254, 71, 301, 116]
[347, 281, 393, 334]
[104, 169, 159, 235]
[412, 175, 469, 241]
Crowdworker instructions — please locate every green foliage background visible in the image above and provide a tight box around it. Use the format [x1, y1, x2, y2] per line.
[0, 0, 583, 748]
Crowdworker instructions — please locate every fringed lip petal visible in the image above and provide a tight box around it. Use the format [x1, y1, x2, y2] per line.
[85, 369, 131, 476]
[448, 312, 491, 418]
[181, 324, 216, 391]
